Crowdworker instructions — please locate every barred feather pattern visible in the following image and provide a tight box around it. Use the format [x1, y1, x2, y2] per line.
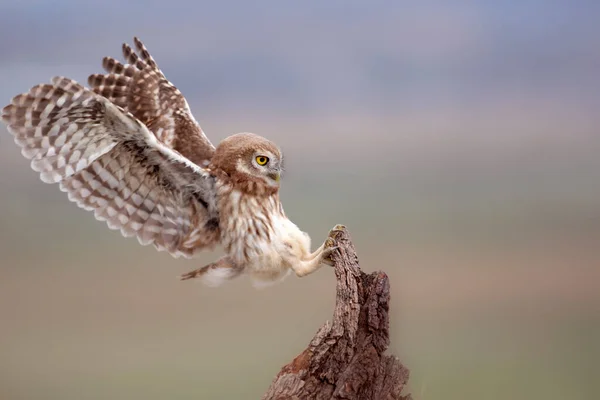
[1, 77, 220, 258]
[88, 37, 215, 167]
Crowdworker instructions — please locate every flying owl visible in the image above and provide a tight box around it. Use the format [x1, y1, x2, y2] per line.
[1, 37, 340, 287]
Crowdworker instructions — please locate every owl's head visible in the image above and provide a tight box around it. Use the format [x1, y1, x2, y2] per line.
[211, 132, 284, 192]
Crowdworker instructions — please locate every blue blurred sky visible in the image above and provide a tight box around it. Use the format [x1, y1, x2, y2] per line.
[0, 0, 598, 115]
[1, 1, 598, 215]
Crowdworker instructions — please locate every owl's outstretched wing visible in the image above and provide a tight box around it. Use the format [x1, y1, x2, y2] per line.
[88, 37, 215, 167]
[1, 77, 220, 258]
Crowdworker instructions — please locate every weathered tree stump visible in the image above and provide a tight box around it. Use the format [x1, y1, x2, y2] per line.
[263, 226, 411, 400]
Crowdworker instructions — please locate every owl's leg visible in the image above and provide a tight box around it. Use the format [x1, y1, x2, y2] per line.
[292, 235, 342, 277]
[292, 244, 338, 277]
[180, 256, 243, 287]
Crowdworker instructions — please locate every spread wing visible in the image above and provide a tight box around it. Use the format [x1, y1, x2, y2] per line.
[88, 37, 215, 167]
[1, 77, 220, 258]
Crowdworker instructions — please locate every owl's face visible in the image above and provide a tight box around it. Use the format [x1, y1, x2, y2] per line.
[244, 148, 283, 187]
[211, 132, 284, 191]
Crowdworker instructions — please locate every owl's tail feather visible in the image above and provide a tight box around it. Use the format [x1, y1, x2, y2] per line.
[1, 77, 119, 184]
[180, 256, 243, 287]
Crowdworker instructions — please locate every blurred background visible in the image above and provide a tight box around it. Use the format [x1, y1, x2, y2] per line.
[0, 1, 599, 399]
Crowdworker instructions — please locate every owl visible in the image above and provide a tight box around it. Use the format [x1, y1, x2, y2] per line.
[1, 37, 340, 287]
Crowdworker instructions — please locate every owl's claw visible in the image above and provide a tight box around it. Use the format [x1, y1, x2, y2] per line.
[321, 239, 340, 266]
[321, 225, 345, 266]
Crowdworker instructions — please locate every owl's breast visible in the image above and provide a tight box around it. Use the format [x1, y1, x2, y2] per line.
[217, 188, 310, 278]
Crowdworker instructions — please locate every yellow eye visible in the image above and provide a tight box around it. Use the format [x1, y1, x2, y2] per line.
[255, 156, 269, 166]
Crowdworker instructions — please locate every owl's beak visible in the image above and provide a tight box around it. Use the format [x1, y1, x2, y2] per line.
[268, 172, 280, 182]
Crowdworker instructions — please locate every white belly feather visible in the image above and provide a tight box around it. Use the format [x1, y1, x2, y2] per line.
[220, 189, 312, 285]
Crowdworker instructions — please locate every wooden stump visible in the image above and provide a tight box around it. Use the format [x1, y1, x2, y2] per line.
[263, 226, 411, 400]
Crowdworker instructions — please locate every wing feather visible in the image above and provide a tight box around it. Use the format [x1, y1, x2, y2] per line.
[88, 37, 215, 167]
[2, 77, 220, 258]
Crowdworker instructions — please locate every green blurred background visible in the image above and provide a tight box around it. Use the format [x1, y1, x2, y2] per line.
[0, 1, 599, 399]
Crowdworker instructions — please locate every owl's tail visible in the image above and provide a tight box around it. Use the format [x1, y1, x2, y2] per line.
[180, 256, 244, 287]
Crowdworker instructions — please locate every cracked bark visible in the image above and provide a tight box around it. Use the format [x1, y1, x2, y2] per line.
[263, 226, 411, 400]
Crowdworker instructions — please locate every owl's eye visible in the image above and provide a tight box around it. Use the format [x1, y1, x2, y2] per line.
[255, 156, 269, 166]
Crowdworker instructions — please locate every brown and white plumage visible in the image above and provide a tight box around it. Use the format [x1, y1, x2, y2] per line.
[88, 37, 215, 167]
[1, 37, 337, 287]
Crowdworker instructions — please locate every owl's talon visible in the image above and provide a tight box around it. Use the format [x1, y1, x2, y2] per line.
[325, 245, 339, 254]
[321, 245, 340, 267]
[325, 237, 336, 248]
